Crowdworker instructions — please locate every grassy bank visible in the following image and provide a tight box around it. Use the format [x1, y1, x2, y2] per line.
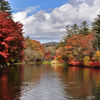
[42, 60, 68, 67]
[8, 60, 68, 67]
[42, 61, 51, 64]
[57, 62, 68, 66]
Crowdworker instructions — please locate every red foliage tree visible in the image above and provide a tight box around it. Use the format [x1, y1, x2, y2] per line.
[0, 12, 25, 63]
[45, 52, 50, 60]
[89, 61, 100, 67]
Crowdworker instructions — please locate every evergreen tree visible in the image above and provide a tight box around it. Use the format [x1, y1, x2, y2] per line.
[0, 0, 12, 15]
[71, 23, 79, 35]
[92, 13, 100, 51]
[61, 25, 73, 41]
[79, 21, 90, 35]
[92, 13, 100, 34]
[61, 23, 79, 42]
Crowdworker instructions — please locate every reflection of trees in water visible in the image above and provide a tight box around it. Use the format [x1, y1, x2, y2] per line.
[22, 64, 44, 87]
[0, 65, 24, 100]
[0, 64, 44, 100]
[90, 69, 100, 100]
[51, 65, 100, 99]
[0, 73, 12, 100]
[0, 64, 100, 99]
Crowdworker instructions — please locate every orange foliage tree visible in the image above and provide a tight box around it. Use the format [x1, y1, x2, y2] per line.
[25, 38, 45, 62]
[55, 47, 65, 62]
[56, 34, 95, 64]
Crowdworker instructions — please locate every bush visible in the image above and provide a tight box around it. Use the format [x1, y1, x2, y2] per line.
[89, 61, 100, 67]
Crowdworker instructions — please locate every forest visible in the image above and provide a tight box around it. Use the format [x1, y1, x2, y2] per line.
[0, 0, 100, 68]
[55, 17, 100, 67]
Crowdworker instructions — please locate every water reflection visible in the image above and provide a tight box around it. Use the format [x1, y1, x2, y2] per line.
[0, 65, 24, 100]
[0, 64, 100, 99]
[53, 66, 100, 99]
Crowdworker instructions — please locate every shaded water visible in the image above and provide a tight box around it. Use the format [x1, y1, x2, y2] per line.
[0, 64, 100, 100]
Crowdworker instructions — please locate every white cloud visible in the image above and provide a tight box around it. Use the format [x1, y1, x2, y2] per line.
[13, 0, 100, 43]
[13, 12, 27, 24]
[25, 6, 40, 13]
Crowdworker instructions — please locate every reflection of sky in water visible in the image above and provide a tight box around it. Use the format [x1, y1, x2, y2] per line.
[17, 65, 100, 100]
[20, 72, 68, 100]
[0, 64, 100, 100]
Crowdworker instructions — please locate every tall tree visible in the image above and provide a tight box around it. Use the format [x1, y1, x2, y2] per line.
[71, 23, 79, 35]
[62, 23, 79, 42]
[0, 0, 12, 16]
[92, 13, 100, 52]
[0, 11, 25, 63]
[92, 13, 100, 34]
[79, 21, 90, 35]
[61, 24, 79, 47]
[61, 25, 73, 41]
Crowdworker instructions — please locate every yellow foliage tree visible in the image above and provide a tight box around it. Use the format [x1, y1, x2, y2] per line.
[83, 56, 90, 66]
[96, 51, 100, 60]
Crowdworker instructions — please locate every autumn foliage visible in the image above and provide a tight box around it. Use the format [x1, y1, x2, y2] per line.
[55, 32, 100, 67]
[25, 38, 45, 62]
[0, 11, 25, 63]
[88, 61, 100, 67]
[56, 34, 94, 62]
[45, 52, 50, 60]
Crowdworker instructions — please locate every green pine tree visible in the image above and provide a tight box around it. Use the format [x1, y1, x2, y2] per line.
[71, 23, 79, 35]
[92, 13, 100, 34]
[92, 13, 100, 50]
[0, 0, 12, 15]
[79, 21, 90, 35]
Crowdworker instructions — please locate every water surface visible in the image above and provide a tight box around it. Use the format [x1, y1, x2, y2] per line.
[0, 64, 100, 100]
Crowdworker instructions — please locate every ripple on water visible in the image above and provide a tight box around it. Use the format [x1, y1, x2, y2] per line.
[0, 64, 100, 100]
[19, 74, 70, 100]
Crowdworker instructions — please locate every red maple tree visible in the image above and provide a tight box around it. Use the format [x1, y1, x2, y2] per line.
[0, 11, 25, 63]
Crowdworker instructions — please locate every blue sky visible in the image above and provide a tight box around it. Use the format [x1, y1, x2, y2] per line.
[10, 0, 68, 15]
[8, 0, 100, 43]
[11, 0, 68, 10]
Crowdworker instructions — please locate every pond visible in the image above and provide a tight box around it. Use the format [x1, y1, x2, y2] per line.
[0, 63, 100, 100]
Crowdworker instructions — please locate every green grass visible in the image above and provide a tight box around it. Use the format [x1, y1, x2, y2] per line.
[57, 62, 68, 66]
[42, 61, 68, 66]
[36, 61, 43, 64]
[9, 61, 68, 67]
[42, 61, 51, 64]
